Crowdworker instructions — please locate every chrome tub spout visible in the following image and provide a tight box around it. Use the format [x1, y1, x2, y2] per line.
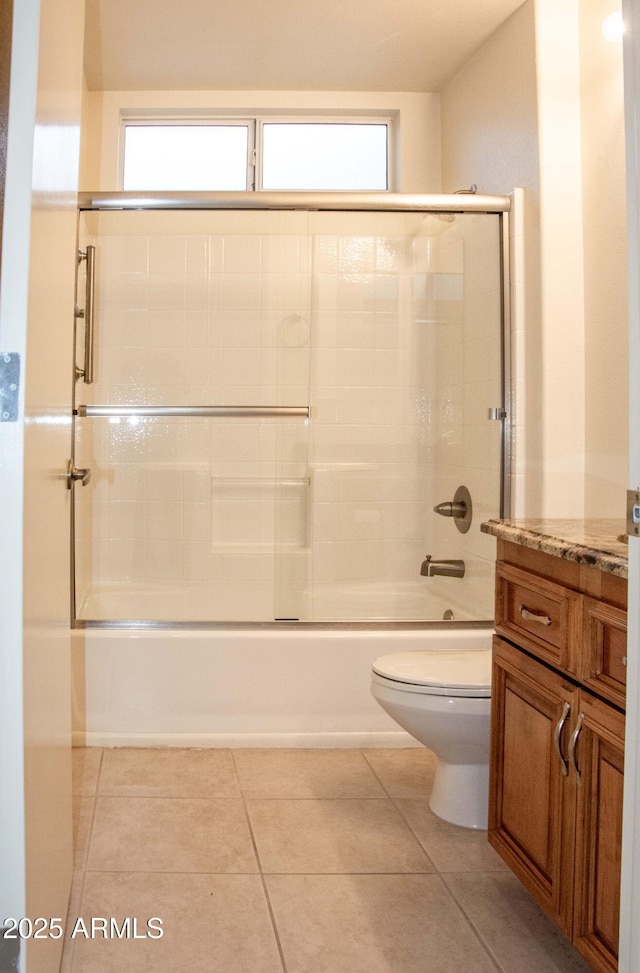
[420, 556, 466, 578]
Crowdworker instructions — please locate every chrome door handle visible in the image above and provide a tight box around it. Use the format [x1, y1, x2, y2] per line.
[568, 712, 584, 782]
[553, 701, 571, 776]
[76, 244, 96, 384]
[66, 460, 91, 488]
[519, 605, 552, 627]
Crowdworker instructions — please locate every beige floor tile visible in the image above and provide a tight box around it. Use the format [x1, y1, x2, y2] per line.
[265, 873, 497, 973]
[362, 747, 436, 798]
[64, 872, 284, 973]
[233, 748, 386, 798]
[247, 798, 434, 873]
[88, 797, 258, 873]
[396, 799, 509, 873]
[72, 747, 102, 796]
[443, 872, 593, 972]
[99, 746, 241, 798]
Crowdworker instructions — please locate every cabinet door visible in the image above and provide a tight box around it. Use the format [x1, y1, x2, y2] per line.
[489, 636, 577, 936]
[572, 691, 624, 973]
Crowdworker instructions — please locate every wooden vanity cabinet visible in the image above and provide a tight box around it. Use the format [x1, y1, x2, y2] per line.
[489, 540, 626, 973]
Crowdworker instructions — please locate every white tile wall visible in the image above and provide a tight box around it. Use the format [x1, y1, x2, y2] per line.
[75, 209, 504, 622]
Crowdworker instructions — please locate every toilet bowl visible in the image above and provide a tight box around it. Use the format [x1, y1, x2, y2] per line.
[370, 648, 492, 829]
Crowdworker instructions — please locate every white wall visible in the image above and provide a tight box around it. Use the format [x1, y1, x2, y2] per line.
[580, 0, 628, 517]
[79, 89, 441, 193]
[534, 0, 587, 517]
[440, 0, 542, 517]
[442, 0, 629, 520]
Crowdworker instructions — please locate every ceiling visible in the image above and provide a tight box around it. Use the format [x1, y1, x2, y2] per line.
[83, 0, 527, 93]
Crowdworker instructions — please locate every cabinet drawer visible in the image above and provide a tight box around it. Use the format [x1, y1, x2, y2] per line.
[582, 599, 627, 709]
[496, 562, 579, 673]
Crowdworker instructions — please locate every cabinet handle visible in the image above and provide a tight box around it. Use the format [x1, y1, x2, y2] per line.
[553, 701, 571, 776]
[519, 605, 552, 627]
[568, 712, 584, 782]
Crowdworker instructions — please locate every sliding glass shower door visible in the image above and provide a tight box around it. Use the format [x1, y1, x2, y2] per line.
[72, 202, 507, 624]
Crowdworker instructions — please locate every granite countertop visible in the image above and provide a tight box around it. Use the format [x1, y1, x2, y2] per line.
[480, 518, 629, 579]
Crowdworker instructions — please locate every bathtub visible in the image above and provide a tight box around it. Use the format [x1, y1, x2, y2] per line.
[71, 623, 494, 748]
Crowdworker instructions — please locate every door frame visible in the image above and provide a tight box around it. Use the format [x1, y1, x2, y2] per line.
[620, 0, 640, 969]
[0, 0, 38, 938]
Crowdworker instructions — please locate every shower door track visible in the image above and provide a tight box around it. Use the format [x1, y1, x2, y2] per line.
[74, 619, 496, 632]
[78, 191, 512, 214]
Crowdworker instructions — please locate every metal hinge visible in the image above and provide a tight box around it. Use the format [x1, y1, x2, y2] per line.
[0, 353, 20, 422]
[626, 489, 640, 537]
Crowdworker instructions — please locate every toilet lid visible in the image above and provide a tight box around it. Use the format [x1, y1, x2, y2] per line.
[372, 649, 492, 695]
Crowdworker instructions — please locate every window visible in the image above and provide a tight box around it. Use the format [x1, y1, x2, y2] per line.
[121, 116, 393, 192]
[123, 123, 251, 191]
[261, 123, 388, 191]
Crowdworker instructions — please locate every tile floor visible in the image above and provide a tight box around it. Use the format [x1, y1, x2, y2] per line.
[62, 747, 593, 973]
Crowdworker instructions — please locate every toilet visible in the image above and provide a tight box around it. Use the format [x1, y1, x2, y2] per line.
[370, 648, 492, 830]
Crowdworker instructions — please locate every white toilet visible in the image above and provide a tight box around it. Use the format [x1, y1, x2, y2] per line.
[370, 648, 492, 829]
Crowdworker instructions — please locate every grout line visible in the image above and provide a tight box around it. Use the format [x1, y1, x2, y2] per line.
[75, 867, 442, 877]
[232, 751, 289, 973]
[438, 872, 505, 973]
[360, 748, 437, 871]
[63, 748, 105, 972]
[91, 794, 247, 801]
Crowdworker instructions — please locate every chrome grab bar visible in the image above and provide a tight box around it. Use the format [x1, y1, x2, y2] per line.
[553, 701, 571, 776]
[519, 605, 552, 627]
[77, 245, 96, 384]
[76, 404, 310, 418]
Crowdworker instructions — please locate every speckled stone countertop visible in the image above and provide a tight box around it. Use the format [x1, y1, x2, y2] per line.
[480, 518, 629, 579]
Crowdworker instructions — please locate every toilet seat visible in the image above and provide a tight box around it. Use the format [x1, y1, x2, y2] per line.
[371, 649, 492, 698]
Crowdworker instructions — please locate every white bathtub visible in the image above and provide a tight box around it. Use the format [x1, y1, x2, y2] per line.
[71, 624, 494, 749]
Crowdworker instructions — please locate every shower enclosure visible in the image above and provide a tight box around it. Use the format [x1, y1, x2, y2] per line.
[71, 192, 510, 626]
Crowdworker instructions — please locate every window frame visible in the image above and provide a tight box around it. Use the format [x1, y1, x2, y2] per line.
[118, 112, 396, 193]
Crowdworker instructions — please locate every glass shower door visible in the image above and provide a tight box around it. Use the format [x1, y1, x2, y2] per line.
[73, 208, 313, 623]
[305, 209, 505, 621]
[72, 202, 507, 625]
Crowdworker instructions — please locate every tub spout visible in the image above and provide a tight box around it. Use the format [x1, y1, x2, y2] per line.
[420, 556, 465, 578]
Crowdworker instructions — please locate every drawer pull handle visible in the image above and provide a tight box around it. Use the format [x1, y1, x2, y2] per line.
[553, 701, 571, 776]
[519, 605, 552, 627]
[568, 712, 584, 782]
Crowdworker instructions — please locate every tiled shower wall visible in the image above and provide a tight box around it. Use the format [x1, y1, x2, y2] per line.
[74, 209, 502, 622]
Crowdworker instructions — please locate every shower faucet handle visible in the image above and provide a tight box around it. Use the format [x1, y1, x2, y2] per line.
[433, 500, 467, 518]
[432, 485, 472, 534]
